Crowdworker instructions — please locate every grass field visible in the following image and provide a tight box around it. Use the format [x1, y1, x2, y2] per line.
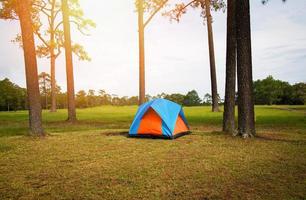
[0, 105, 305, 199]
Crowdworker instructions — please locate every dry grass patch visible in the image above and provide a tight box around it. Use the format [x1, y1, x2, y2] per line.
[0, 105, 305, 199]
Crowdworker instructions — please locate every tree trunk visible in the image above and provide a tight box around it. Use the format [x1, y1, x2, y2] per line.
[223, 0, 237, 134]
[50, 52, 57, 112]
[138, 0, 145, 105]
[236, 0, 255, 137]
[204, 0, 219, 112]
[50, 0, 57, 112]
[43, 76, 48, 109]
[17, 0, 44, 136]
[62, 0, 77, 121]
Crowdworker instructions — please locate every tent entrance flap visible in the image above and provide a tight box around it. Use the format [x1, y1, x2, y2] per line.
[138, 108, 162, 135]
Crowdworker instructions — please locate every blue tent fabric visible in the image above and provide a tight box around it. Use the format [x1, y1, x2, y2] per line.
[129, 99, 189, 138]
[129, 101, 153, 135]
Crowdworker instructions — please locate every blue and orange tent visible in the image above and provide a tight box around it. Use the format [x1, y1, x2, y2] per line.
[129, 99, 190, 139]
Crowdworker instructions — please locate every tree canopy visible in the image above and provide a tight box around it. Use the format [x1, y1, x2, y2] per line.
[254, 76, 305, 105]
[0, 78, 27, 111]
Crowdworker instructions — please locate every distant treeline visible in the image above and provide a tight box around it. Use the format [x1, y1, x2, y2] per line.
[0, 78, 27, 111]
[0, 76, 305, 111]
[254, 76, 305, 105]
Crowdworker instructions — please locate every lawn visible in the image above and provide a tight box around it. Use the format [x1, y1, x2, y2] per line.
[0, 105, 305, 199]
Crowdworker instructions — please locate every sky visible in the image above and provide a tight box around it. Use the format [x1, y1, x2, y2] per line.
[0, 0, 305, 98]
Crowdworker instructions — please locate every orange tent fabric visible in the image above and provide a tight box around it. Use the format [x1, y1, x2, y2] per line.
[138, 108, 162, 135]
[174, 115, 189, 135]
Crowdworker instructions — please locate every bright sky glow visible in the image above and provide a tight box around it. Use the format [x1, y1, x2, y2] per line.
[0, 0, 305, 98]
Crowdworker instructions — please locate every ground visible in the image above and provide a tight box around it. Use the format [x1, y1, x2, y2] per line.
[0, 105, 305, 199]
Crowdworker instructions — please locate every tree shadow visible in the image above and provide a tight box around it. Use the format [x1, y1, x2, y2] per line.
[103, 131, 129, 137]
[256, 135, 306, 145]
[0, 127, 28, 137]
[191, 130, 228, 137]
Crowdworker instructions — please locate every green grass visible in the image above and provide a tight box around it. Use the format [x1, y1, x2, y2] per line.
[0, 105, 305, 199]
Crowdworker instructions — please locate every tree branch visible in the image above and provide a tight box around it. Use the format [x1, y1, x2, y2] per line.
[175, 0, 197, 19]
[54, 46, 61, 58]
[34, 29, 49, 47]
[144, 0, 169, 28]
[54, 8, 61, 20]
[33, 1, 52, 13]
[183, 0, 197, 10]
[70, 20, 90, 36]
[54, 21, 63, 32]
[55, 20, 91, 36]
[41, 8, 52, 18]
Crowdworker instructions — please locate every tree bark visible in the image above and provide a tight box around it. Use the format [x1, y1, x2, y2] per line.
[138, 0, 145, 105]
[50, 51, 56, 112]
[236, 0, 255, 137]
[62, 0, 77, 121]
[204, 0, 219, 112]
[17, 0, 44, 136]
[50, 0, 57, 112]
[43, 76, 48, 109]
[223, 0, 237, 134]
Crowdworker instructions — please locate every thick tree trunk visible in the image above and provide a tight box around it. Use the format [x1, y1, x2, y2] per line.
[62, 0, 77, 121]
[204, 0, 219, 112]
[223, 0, 237, 134]
[236, 0, 255, 137]
[17, 0, 44, 136]
[138, 0, 145, 105]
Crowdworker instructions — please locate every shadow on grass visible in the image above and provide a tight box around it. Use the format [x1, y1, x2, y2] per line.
[191, 130, 227, 137]
[102, 130, 229, 140]
[101, 131, 174, 140]
[102, 131, 195, 140]
[264, 106, 306, 113]
[0, 119, 131, 138]
[46, 120, 130, 133]
[0, 127, 28, 137]
[0, 143, 14, 152]
[256, 135, 306, 145]
[104, 131, 129, 137]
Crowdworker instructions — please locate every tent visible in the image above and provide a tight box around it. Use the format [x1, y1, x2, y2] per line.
[129, 99, 190, 139]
